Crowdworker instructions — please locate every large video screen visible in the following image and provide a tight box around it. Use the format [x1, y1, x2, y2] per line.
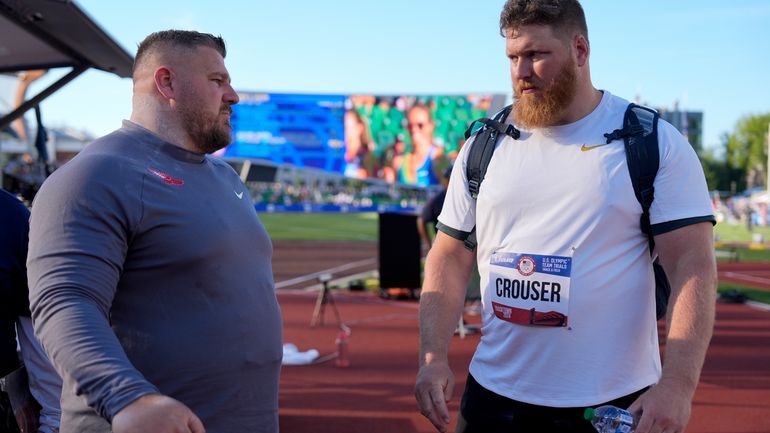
[345, 94, 506, 186]
[223, 92, 507, 187]
[224, 92, 346, 172]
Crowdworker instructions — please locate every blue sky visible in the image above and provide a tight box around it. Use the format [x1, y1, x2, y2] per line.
[27, 0, 770, 151]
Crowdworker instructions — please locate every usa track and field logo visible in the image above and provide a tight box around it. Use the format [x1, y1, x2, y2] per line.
[517, 255, 536, 276]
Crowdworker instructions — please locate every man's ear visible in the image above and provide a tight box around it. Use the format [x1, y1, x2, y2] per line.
[574, 34, 589, 67]
[154, 67, 175, 100]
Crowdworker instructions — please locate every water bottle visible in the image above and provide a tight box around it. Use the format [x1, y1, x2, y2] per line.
[584, 405, 636, 433]
[335, 331, 350, 368]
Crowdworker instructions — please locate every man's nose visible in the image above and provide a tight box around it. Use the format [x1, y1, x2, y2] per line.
[223, 83, 239, 105]
[512, 59, 532, 81]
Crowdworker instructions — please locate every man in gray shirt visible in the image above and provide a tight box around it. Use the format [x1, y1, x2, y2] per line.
[27, 30, 282, 433]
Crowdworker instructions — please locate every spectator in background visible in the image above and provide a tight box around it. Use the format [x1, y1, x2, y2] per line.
[27, 30, 282, 433]
[417, 166, 452, 250]
[343, 109, 377, 179]
[1, 187, 30, 433]
[416, 167, 483, 335]
[395, 103, 450, 187]
[382, 133, 406, 184]
[744, 202, 754, 232]
[351, 94, 376, 118]
[0, 187, 62, 433]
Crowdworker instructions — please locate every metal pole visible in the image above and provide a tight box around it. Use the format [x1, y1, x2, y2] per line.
[0, 65, 88, 132]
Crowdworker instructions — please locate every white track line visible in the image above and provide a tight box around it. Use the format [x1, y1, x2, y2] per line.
[720, 271, 770, 286]
[746, 300, 770, 312]
[275, 258, 377, 289]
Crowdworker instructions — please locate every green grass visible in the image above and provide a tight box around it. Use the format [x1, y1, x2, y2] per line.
[256, 213, 770, 261]
[718, 283, 770, 305]
[715, 222, 770, 262]
[258, 213, 770, 304]
[714, 222, 770, 244]
[725, 248, 770, 262]
[258, 212, 378, 241]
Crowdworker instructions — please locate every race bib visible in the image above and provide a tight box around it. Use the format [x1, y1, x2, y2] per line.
[489, 252, 572, 327]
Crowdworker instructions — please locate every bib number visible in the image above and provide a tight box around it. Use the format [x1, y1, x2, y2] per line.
[489, 252, 572, 327]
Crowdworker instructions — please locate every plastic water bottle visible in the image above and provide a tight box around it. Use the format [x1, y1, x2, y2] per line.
[584, 405, 636, 433]
[335, 331, 350, 368]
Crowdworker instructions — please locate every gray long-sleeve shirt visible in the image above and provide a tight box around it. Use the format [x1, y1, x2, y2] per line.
[27, 121, 282, 433]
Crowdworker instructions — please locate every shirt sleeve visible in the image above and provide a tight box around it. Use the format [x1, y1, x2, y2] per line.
[26, 157, 159, 421]
[649, 120, 716, 234]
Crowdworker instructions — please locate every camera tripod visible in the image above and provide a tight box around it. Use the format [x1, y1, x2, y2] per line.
[310, 273, 343, 328]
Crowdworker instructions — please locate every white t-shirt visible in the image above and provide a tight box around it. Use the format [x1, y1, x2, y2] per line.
[438, 91, 714, 407]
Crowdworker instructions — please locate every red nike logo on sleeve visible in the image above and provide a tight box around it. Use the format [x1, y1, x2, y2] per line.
[148, 168, 184, 185]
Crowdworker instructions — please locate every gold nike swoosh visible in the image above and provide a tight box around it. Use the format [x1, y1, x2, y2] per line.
[580, 143, 609, 152]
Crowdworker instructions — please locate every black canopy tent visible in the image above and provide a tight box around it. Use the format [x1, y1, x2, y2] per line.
[0, 0, 133, 132]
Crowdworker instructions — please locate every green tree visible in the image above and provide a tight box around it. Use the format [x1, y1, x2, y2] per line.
[700, 147, 733, 192]
[725, 113, 770, 190]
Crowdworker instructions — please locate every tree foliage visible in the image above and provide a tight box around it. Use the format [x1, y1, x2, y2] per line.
[725, 113, 770, 189]
[701, 145, 739, 193]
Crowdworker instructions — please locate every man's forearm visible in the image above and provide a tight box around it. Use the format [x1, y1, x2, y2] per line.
[661, 265, 716, 392]
[419, 236, 475, 366]
[32, 290, 158, 420]
[657, 223, 717, 393]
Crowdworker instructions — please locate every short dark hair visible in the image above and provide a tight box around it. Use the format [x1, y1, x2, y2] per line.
[133, 30, 227, 77]
[499, 0, 588, 42]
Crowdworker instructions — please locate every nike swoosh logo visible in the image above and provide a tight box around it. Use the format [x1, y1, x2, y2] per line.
[580, 143, 609, 152]
[235, 191, 244, 199]
[147, 168, 184, 185]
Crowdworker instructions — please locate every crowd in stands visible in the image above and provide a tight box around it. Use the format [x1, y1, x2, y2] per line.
[246, 177, 439, 212]
[712, 191, 770, 230]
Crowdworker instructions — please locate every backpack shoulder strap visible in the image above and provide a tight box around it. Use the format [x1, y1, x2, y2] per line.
[465, 104, 517, 199]
[605, 103, 660, 250]
[612, 103, 671, 320]
[463, 104, 518, 250]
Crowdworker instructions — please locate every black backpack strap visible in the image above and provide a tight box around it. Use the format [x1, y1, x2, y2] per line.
[617, 103, 660, 251]
[463, 105, 518, 251]
[465, 105, 521, 199]
[607, 103, 670, 320]
[465, 105, 517, 200]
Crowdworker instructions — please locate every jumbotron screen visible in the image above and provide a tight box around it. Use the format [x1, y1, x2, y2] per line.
[223, 92, 507, 186]
[224, 92, 347, 173]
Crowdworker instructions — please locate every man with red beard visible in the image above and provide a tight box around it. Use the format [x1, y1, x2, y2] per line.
[415, 1, 716, 433]
[27, 31, 282, 433]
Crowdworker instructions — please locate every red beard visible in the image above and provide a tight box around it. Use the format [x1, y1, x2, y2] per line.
[513, 59, 577, 128]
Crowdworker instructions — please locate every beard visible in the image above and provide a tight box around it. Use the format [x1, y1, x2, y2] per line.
[512, 59, 577, 129]
[178, 93, 233, 154]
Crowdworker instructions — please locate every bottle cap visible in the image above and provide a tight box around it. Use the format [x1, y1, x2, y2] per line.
[583, 407, 595, 420]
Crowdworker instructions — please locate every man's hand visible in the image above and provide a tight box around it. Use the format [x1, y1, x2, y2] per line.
[415, 361, 454, 433]
[627, 378, 694, 433]
[112, 394, 205, 433]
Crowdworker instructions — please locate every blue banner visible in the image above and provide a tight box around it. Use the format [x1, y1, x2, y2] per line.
[490, 252, 572, 277]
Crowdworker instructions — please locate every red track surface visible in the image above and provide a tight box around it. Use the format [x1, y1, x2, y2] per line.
[275, 242, 770, 433]
[718, 261, 770, 292]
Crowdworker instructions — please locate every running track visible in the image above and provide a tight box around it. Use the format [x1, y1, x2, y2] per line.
[718, 261, 770, 292]
[274, 241, 770, 433]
